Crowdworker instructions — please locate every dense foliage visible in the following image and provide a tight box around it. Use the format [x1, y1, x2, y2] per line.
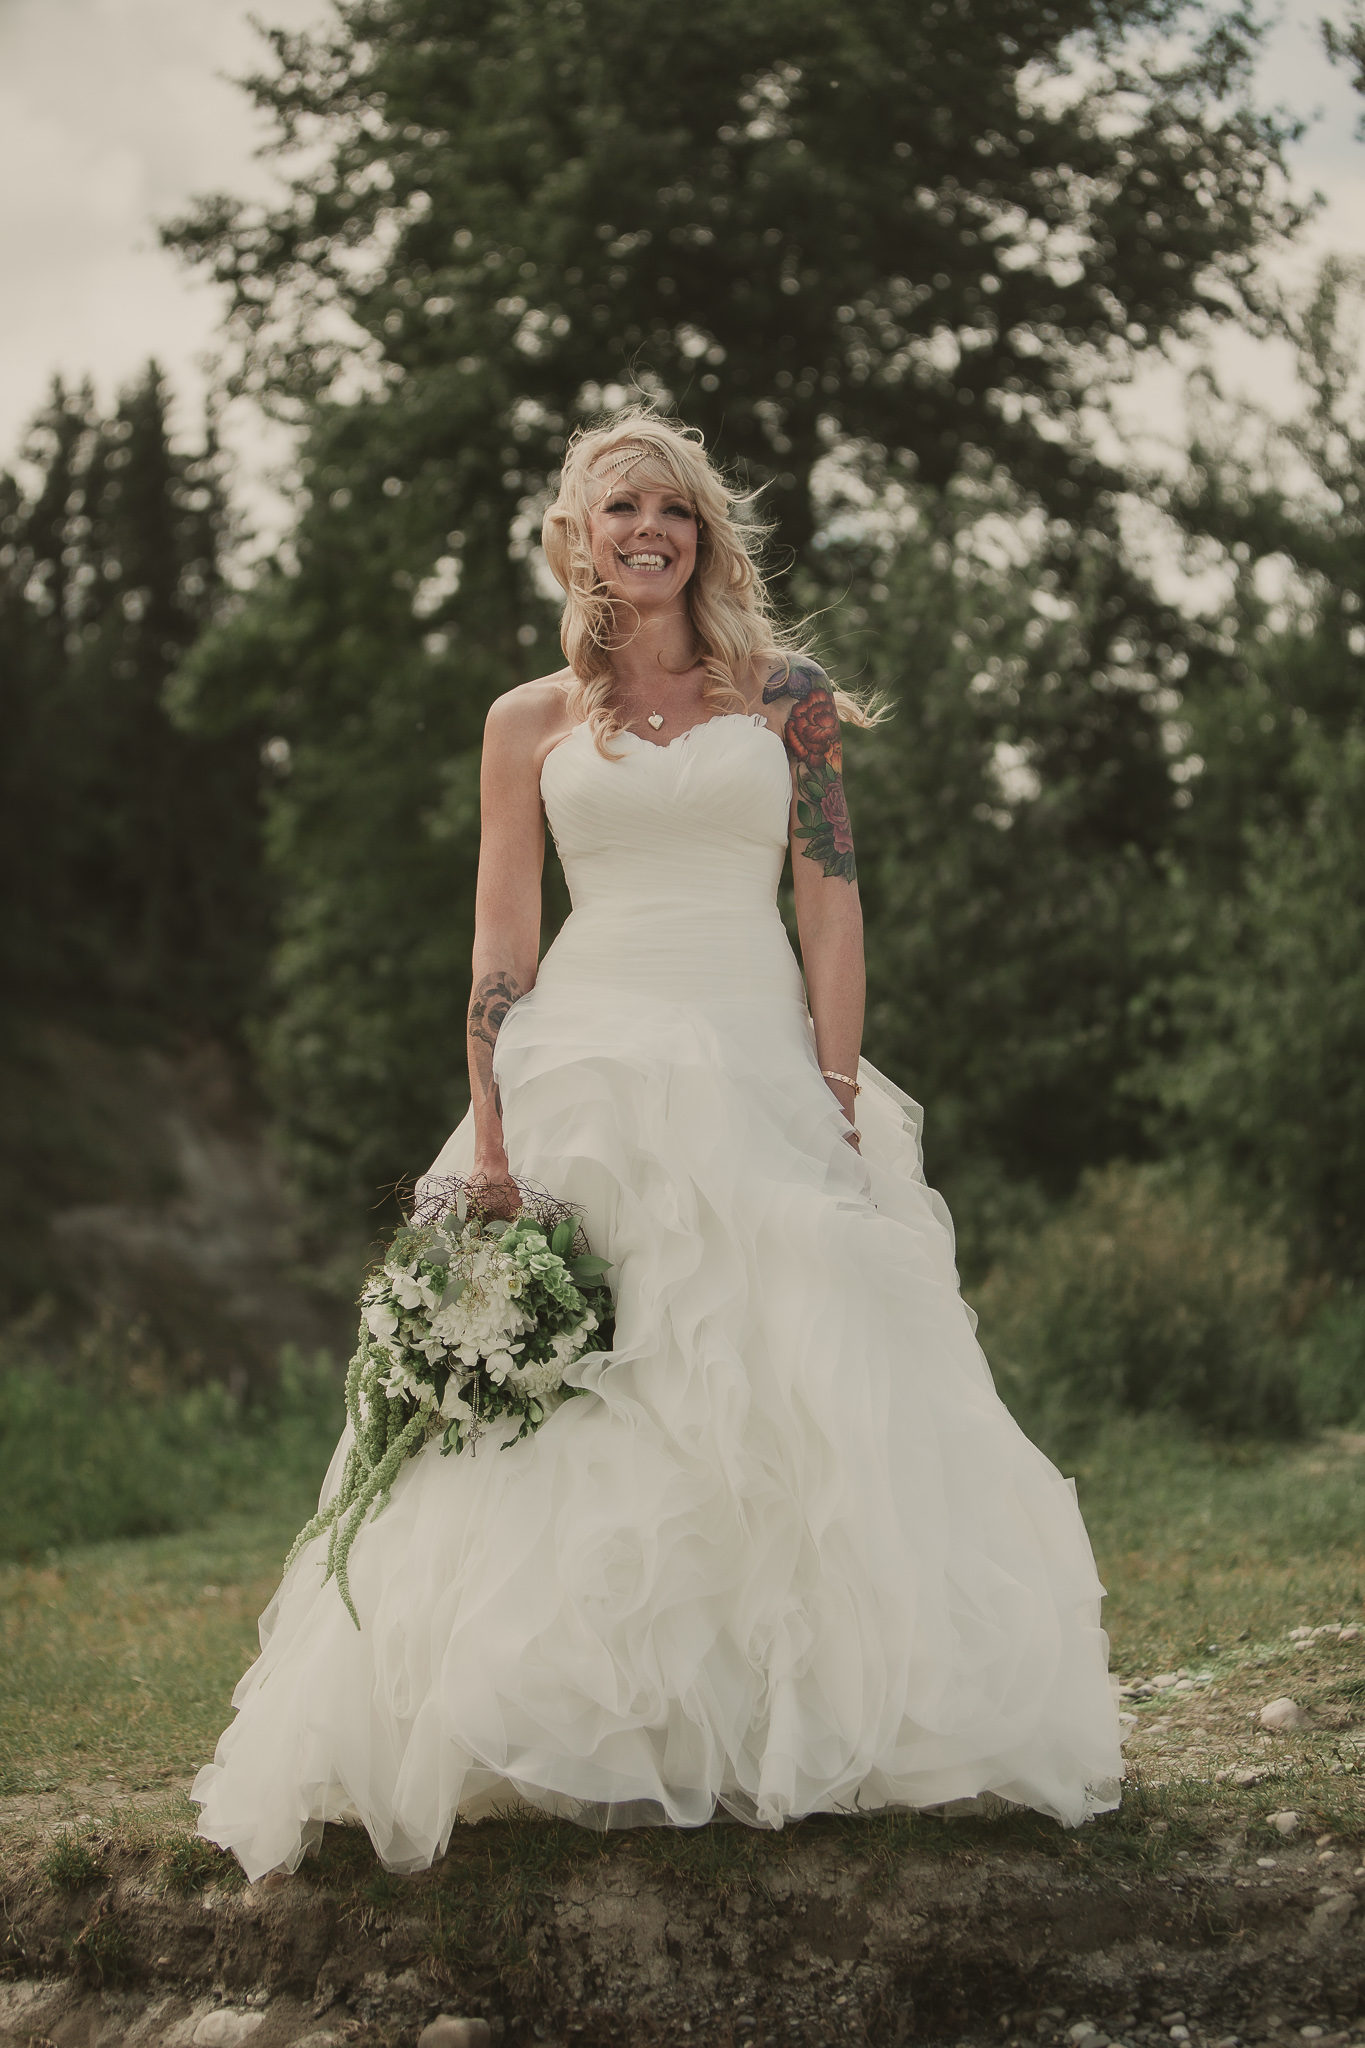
[0, 368, 267, 1036]
[159, 0, 1303, 1216]
[6, 4, 1365, 1453]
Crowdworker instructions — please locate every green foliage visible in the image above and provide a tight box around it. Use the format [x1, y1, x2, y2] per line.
[835, 480, 1175, 1218]
[1296, 1291, 1365, 1431]
[977, 1163, 1302, 1445]
[43, 1832, 103, 1893]
[0, 368, 267, 1037]
[1149, 266, 1365, 1279]
[0, 1341, 342, 1561]
[168, 0, 1297, 561]
[1162, 725, 1365, 1279]
[159, 1834, 229, 1897]
[159, 0, 1298, 1222]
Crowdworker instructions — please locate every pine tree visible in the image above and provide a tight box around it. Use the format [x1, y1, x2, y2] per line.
[0, 366, 266, 1035]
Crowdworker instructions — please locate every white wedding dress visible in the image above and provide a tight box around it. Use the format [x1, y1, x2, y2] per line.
[193, 712, 1122, 1879]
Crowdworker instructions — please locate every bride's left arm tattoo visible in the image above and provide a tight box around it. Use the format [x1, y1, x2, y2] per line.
[762, 660, 857, 884]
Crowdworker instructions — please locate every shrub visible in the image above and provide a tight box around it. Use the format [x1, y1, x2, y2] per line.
[975, 1163, 1301, 1447]
[0, 1336, 342, 1560]
[1296, 1290, 1365, 1431]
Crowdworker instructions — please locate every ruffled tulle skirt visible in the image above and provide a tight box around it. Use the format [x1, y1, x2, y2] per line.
[192, 951, 1121, 1879]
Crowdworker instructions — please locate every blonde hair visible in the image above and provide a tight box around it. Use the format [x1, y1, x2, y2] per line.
[541, 406, 878, 754]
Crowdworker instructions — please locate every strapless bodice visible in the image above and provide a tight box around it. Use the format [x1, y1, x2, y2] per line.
[537, 713, 804, 1002]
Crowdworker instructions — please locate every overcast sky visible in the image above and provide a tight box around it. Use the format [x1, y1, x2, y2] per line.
[2, 0, 1363, 533]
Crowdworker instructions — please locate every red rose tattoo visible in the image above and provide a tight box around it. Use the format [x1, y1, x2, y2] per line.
[820, 780, 854, 856]
[761, 660, 857, 883]
[784, 688, 843, 774]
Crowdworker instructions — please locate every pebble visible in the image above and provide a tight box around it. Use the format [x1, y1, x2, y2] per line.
[417, 2021, 492, 2048]
[1268, 1810, 1301, 1836]
[1257, 1857, 1278, 1869]
[192, 2016, 265, 2048]
[1259, 1697, 1309, 1732]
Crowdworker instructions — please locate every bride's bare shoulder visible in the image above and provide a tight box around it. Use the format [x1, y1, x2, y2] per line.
[483, 672, 576, 763]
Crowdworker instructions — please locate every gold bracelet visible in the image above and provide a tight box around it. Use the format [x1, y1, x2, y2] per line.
[821, 1069, 861, 1095]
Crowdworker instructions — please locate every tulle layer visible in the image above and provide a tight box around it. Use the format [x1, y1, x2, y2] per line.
[193, 978, 1121, 1880]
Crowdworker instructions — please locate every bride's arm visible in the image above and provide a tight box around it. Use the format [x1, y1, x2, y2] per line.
[468, 690, 551, 1192]
[762, 660, 866, 1147]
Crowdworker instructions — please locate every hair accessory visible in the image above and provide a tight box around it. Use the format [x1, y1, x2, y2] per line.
[821, 1069, 861, 1095]
[592, 442, 649, 481]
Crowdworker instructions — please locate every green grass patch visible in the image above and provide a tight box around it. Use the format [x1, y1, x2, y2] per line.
[42, 1830, 103, 1891]
[1065, 1416, 1365, 1674]
[0, 1499, 318, 1795]
[0, 1341, 343, 1560]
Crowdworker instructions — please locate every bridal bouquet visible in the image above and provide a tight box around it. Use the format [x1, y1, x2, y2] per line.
[286, 1177, 613, 1626]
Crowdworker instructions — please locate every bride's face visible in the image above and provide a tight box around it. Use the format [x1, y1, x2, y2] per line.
[587, 471, 699, 610]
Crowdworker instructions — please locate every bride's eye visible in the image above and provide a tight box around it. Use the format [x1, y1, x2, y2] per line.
[606, 497, 634, 513]
[668, 504, 694, 520]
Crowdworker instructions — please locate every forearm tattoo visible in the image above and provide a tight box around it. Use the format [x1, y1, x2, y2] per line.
[468, 968, 522, 1118]
[762, 660, 857, 883]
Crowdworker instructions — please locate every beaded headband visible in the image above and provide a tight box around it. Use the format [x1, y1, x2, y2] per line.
[590, 442, 649, 481]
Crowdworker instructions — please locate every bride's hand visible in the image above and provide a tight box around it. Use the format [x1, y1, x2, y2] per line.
[470, 1157, 522, 1220]
[823, 1078, 861, 1153]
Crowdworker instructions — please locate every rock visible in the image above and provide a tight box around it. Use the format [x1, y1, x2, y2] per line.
[1148, 1672, 1180, 1689]
[1308, 1894, 1356, 1939]
[1268, 1810, 1301, 1836]
[192, 2015, 266, 2048]
[1068, 2025, 1100, 2043]
[418, 2021, 492, 2048]
[1259, 1697, 1309, 1732]
[1338, 1624, 1361, 1642]
[1231, 1768, 1262, 1788]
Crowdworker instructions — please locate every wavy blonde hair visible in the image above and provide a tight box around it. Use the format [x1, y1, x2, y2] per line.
[541, 406, 877, 753]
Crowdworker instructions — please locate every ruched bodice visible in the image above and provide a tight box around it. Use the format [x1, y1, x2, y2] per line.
[193, 706, 1122, 1879]
[539, 714, 802, 1001]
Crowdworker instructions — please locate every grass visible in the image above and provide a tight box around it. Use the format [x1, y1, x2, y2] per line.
[0, 1498, 312, 1796]
[1, 1415, 1362, 1937]
[0, 1343, 343, 1559]
[1069, 1416, 1365, 1673]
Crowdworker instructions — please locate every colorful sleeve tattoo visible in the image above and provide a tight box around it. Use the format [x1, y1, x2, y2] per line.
[761, 660, 857, 884]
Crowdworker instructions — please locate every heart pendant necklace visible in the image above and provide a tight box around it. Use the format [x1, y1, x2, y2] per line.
[646, 712, 665, 730]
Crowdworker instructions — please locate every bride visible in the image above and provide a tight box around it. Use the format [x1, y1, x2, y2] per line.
[193, 410, 1122, 1880]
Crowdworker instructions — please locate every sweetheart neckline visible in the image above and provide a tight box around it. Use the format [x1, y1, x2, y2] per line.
[540, 711, 786, 790]
[615, 711, 779, 755]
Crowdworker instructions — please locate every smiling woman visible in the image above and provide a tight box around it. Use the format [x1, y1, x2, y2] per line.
[191, 406, 1123, 1884]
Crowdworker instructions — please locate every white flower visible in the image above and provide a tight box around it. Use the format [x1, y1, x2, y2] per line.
[439, 1380, 473, 1421]
[391, 1272, 437, 1311]
[364, 1300, 399, 1343]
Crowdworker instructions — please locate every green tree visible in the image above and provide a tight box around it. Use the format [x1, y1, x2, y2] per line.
[166, 0, 1301, 1218]
[0, 367, 265, 1034]
[1147, 263, 1365, 1275]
